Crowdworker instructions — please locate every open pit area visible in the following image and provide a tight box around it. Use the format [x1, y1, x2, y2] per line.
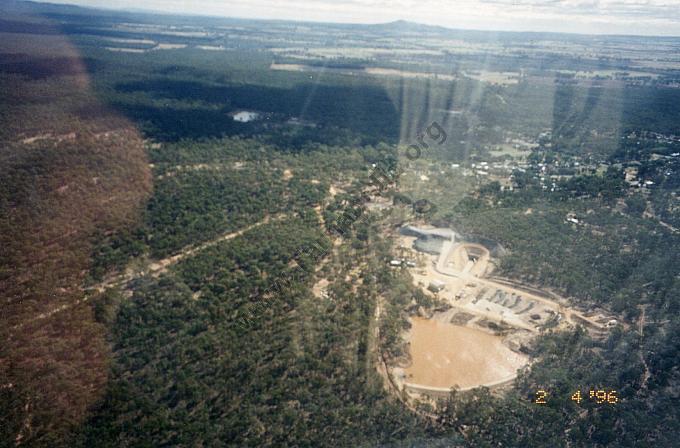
[386, 225, 615, 399]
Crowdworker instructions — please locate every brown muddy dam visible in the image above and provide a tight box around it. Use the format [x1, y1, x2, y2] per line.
[404, 317, 528, 391]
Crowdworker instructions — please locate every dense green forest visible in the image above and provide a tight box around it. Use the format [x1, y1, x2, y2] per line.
[78, 218, 438, 447]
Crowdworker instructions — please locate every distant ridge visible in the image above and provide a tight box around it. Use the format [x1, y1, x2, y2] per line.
[369, 19, 450, 34]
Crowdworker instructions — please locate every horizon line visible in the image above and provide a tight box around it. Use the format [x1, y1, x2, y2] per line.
[26, 0, 680, 39]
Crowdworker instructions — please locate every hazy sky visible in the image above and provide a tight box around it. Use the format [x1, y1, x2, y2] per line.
[40, 0, 680, 36]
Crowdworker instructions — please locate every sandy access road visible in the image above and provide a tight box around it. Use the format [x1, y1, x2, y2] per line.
[92, 214, 283, 293]
[12, 216, 281, 330]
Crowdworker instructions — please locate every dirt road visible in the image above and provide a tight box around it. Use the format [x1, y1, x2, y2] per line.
[12, 216, 280, 330]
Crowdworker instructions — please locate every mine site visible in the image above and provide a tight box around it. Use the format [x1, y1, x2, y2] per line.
[383, 225, 618, 400]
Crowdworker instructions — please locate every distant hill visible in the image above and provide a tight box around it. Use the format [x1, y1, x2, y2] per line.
[368, 19, 450, 35]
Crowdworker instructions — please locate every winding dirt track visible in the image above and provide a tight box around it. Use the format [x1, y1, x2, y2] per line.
[12, 216, 280, 330]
